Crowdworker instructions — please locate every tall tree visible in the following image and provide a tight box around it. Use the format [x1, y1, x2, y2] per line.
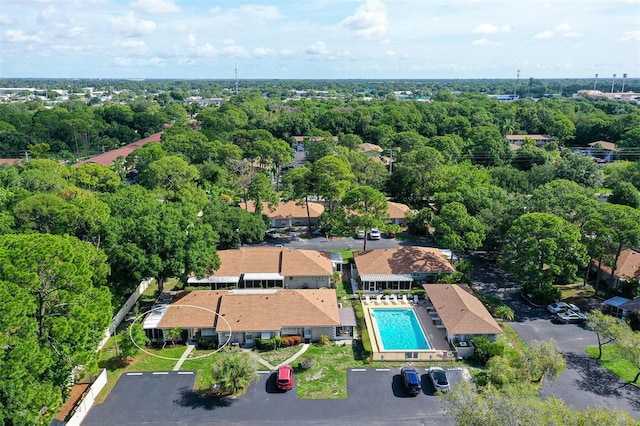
[342, 185, 388, 250]
[432, 202, 485, 261]
[504, 213, 588, 289]
[0, 234, 112, 425]
[246, 173, 278, 215]
[311, 155, 354, 210]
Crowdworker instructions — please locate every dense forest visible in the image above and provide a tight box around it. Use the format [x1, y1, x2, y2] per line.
[1, 79, 639, 424]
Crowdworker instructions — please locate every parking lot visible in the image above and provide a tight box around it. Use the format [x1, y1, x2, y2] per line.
[82, 368, 465, 425]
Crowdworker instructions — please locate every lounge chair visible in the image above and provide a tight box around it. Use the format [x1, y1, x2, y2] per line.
[402, 294, 409, 304]
[384, 295, 391, 304]
[376, 294, 383, 304]
[365, 295, 371, 305]
[390, 294, 398, 304]
[413, 295, 419, 304]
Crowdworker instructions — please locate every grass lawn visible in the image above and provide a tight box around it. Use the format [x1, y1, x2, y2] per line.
[180, 348, 221, 391]
[295, 344, 362, 399]
[556, 283, 595, 301]
[257, 345, 300, 366]
[585, 345, 639, 384]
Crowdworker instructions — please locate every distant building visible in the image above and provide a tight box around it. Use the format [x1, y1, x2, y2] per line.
[505, 134, 552, 148]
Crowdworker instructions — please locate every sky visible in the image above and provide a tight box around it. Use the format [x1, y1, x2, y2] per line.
[0, 0, 638, 80]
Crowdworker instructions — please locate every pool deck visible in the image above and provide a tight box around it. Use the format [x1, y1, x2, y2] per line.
[362, 299, 451, 362]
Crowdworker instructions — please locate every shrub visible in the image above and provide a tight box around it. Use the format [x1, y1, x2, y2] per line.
[471, 337, 505, 365]
[254, 337, 276, 351]
[299, 356, 315, 370]
[319, 334, 331, 346]
[281, 335, 301, 346]
[523, 282, 561, 305]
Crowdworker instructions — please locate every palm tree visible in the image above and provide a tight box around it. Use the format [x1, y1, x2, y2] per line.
[211, 352, 257, 395]
[493, 305, 515, 322]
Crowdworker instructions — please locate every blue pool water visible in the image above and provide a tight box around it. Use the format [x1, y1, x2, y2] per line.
[372, 309, 431, 350]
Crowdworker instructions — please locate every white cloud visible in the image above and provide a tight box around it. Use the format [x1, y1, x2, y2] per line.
[187, 34, 196, 47]
[563, 32, 583, 38]
[254, 47, 276, 57]
[130, 0, 181, 15]
[534, 30, 553, 39]
[472, 38, 489, 45]
[473, 23, 510, 34]
[385, 50, 395, 56]
[339, 0, 387, 39]
[193, 42, 218, 57]
[60, 26, 87, 40]
[620, 30, 640, 41]
[305, 40, 329, 55]
[236, 5, 280, 22]
[221, 45, 249, 57]
[3, 29, 43, 43]
[112, 57, 132, 67]
[37, 6, 70, 29]
[110, 12, 156, 37]
[555, 23, 571, 32]
[139, 57, 166, 66]
[0, 14, 13, 25]
[115, 40, 148, 55]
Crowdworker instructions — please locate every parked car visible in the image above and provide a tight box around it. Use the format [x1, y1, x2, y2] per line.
[355, 229, 366, 239]
[369, 228, 381, 240]
[547, 302, 580, 314]
[265, 230, 280, 239]
[400, 367, 422, 396]
[556, 310, 587, 323]
[428, 367, 450, 392]
[275, 364, 294, 391]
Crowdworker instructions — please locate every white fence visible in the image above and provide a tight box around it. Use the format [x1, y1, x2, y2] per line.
[64, 369, 107, 426]
[98, 278, 152, 349]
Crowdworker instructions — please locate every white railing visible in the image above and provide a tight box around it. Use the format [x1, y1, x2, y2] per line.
[98, 278, 152, 349]
[64, 369, 107, 426]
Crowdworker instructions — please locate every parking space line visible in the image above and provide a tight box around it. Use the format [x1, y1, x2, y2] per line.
[375, 368, 390, 372]
[177, 372, 194, 375]
[126, 372, 143, 376]
[257, 370, 271, 374]
[153, 372, 169, 375]
[351, 368, 366, 372]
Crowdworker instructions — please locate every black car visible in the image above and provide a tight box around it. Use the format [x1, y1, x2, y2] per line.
[400, 367, 422, 396]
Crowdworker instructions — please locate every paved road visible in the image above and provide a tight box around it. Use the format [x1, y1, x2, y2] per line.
[83, 368, 462, 425]
[468, 252, 640, 419]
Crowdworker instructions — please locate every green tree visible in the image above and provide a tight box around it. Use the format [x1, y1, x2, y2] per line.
[493, 305, 515, 321]
[282, 167, 314, 230]
[341, 185, 388, 250]
[608, 181, 640, 209]
[119, 323, 150, 362]
[211, 352, 257, 396]
[73, 163, 122, 193]
[521, 339, 566, 383]
[432, 202, 485, 261]
[246, 173, 278, 215]
[585, 311, 624, 360]
[311, 155, 354, 210]
[505, 213, 588, 289]
[0, 233, 112, 424]
[167, 327, 183, 346]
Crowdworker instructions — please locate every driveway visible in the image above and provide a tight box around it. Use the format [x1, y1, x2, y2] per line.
[82, 368, 460, 425]
[468, 252, 640, 419]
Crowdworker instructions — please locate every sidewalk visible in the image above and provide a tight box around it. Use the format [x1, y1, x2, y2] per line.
[246, 343, 311, 370]
[172, 344, 195, 371]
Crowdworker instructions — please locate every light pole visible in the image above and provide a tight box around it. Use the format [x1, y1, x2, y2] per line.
[611, 74, 616, 93]
[621, 73, 627, 93]
[593, 73, 598, 91]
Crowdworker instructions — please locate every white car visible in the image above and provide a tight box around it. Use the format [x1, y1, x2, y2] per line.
[369, 228, 381, 240]
[428, 367, 450, 392]
[557, 310, 587, 323]
[547, 302, 580, 314]
[355, 229, 366, 239]
[265, 230, 280, 239]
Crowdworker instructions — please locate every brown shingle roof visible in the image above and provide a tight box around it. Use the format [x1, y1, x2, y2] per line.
[587, 141, 618, 151]
[157, 289, 340, 332]
[423, 284, 502, 335]
[243, 200, 325, 219]
[386, 201, 410, 219]
[505, 134, 551, 141]
[354, 247, 455, 275]
[212, 247, 333, 277]
[596, 249, 640, 280]
[358, 143, 384, 153]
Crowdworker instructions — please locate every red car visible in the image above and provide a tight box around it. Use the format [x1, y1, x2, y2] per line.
[276, 365, 294, 391]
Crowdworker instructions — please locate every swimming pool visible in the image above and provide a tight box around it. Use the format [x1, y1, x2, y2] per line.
[371, 308, 431, 351]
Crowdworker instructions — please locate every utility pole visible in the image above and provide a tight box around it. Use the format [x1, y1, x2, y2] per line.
[593, 73, 598, 91]
[235, 63, 239, 95]
[514, 70, 520, 97]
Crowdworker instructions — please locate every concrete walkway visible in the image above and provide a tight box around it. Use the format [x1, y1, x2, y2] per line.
[247, 343, 311, 370]
[172, 344, 195, 371]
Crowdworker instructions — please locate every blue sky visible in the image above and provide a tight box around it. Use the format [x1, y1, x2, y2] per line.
[0, 0, 638, 79]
